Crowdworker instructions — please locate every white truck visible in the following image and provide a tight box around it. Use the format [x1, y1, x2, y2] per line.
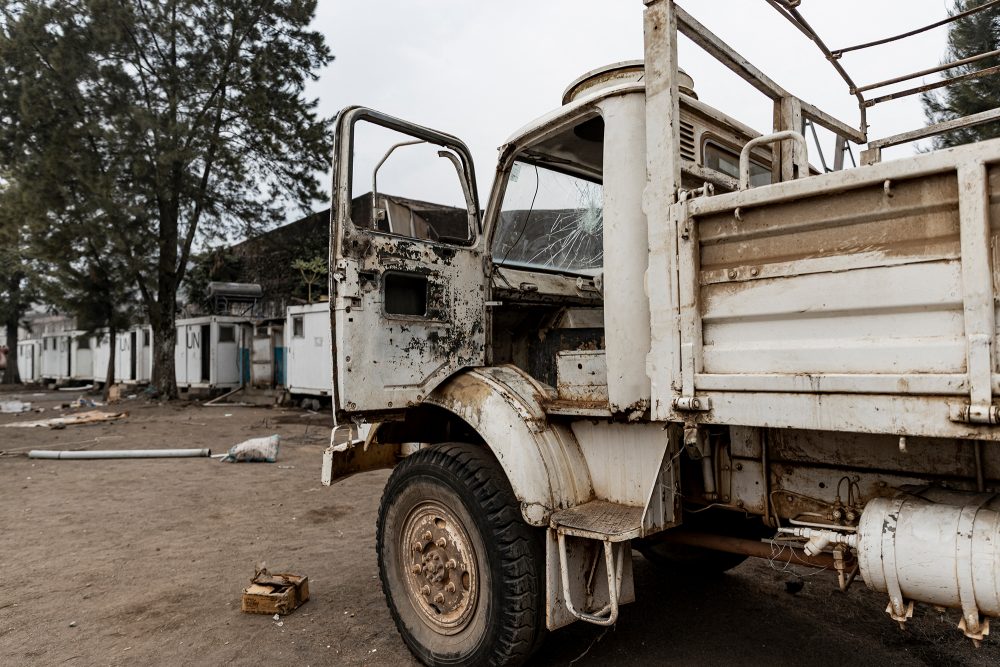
[322, 2, 1000, 664]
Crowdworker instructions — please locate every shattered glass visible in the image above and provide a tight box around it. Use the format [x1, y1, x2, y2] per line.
[492, 161, 603, 275]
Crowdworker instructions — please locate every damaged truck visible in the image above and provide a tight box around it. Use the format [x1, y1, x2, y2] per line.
[322, 1, 1000, 664]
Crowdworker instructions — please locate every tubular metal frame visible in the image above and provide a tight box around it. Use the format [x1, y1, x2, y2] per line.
[758, 0, 1000, 153]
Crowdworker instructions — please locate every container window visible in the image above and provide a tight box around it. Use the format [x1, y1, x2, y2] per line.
[292, 316, 304, 338]
[77, 337, 90, 350]
[143, 330, 150, 346]
[219, 325, 236, 343]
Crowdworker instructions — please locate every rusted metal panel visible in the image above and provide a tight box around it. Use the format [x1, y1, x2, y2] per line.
[555, 350, 608, 403]
[658, 134, 1000, 438]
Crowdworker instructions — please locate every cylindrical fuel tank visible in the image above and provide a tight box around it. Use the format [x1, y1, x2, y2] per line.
[857, 494, 1000, 620]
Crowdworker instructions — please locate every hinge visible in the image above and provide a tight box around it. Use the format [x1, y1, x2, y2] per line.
[672, 396, 711, 412]
[950, 403, 1000, 425]
[333, 258, 360, 300]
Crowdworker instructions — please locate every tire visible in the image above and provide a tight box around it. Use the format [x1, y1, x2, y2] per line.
[635, 509, 767, 575]
[376, 443, 545, 667]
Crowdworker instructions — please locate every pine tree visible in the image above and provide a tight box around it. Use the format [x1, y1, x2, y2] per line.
[0, 181, 33, 385]
[922, 0, 1000, 147]
[30, 207, 136, 399]
[0, 0, 333, 397]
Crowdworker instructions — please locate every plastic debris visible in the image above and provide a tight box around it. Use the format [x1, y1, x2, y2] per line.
[221, 434, 280, 462]
[1, 400, 30, 414]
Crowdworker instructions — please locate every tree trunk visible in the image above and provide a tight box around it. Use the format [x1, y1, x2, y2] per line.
[103, 325, 117, 401]
[3, 314, 20, 385]
[151, 318, 177, 399]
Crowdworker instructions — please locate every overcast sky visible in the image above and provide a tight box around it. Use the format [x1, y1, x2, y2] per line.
[305, 0, 956, 209]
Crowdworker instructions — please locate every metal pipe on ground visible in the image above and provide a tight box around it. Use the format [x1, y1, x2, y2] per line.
[28, 449, 211, 460]
[658, 531, 841, 569]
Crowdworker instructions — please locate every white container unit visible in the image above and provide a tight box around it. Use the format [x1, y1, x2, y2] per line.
[40, 332, 72, 381]
[285, 303, 332, 396]
[175, 316, 249, 389]
[249, 322, 284, 389]
[69, 332, 95, 382]
[17, 339, 42, 383]
[91, 330, 111, 384]
[114, 325, 153, 384]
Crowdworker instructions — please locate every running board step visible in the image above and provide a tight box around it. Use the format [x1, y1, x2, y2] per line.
[550, 500, 643, 542]
[550, 501, 642, 627]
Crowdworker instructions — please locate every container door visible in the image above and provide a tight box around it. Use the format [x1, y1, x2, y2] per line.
[331, 107, 485, 420]
[200, 324, 211, 383]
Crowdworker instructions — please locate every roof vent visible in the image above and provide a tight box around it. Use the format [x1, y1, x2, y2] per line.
[562, 60, 696, 105]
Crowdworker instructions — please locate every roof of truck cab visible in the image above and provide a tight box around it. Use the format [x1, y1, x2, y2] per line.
[501, 79, 764, 152]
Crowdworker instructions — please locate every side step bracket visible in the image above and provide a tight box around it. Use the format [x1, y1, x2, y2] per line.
[551, 500, 642, 626]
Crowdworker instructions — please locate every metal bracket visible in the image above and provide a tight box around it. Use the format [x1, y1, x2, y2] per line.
[333, 258, 361, 300]
[673, 396, 711, 412]
[678, 181, 715, 201]
[556, 533, 625, 627]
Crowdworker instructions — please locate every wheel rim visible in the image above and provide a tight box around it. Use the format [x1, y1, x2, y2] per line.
[399, 499, 479, 635]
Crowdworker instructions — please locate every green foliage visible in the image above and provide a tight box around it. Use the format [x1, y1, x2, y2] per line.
[922, 0, 1000, 147]
[0, 0, 334, 396]
[291, 254, 326, 303]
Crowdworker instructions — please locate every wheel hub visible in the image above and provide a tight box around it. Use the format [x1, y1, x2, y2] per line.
[401, 501, 477, 633]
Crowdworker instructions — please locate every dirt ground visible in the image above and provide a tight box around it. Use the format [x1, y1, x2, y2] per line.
[2, 388, 1000, 667]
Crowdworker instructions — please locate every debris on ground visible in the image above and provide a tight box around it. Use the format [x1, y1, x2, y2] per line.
[69, 398, 103, 409]
[57, 384, 93, 392]
[3, 410, 127, 429]
[221, 434, 280, 462]
[241, 569, 309, 615]
[1, 400, 31, 414]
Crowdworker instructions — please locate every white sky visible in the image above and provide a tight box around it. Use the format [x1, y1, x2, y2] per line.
[306, 0, 957, 208]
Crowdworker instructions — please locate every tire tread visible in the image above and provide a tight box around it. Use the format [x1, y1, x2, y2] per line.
[376, 443, 544, 667]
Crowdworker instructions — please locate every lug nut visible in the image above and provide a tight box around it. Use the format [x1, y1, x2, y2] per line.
[434, 593, 445, 604]
[423, 531, 433, 541]
[412, 541, 423, 552]
[421, 585, 430, 596]
[436, 537, 447, 548]
[445, 559, 457, 569]
[445, 582, 456, 593]
[411, 564, 422, 574]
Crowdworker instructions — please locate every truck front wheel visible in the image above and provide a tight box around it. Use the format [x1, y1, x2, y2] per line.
[376, 443, 545, 666]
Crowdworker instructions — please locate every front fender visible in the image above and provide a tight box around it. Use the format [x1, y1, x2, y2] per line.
[424, 366, 593, 526]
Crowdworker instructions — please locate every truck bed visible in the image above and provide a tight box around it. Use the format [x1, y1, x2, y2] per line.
[654, 137, 1000, 440]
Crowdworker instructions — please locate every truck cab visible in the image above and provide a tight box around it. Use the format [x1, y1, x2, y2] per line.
[323, 2, 1000, 665]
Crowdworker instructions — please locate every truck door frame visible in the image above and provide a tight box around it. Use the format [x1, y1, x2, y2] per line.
[330, 106, 486, 421]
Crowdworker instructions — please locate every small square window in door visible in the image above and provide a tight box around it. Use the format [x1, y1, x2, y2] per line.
[383, 272, 428, 317]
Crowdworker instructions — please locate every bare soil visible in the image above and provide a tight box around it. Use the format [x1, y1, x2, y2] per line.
[1, 388, 998, 666]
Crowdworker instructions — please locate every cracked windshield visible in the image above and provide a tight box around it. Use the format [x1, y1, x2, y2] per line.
[492, 161, 603, 275]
